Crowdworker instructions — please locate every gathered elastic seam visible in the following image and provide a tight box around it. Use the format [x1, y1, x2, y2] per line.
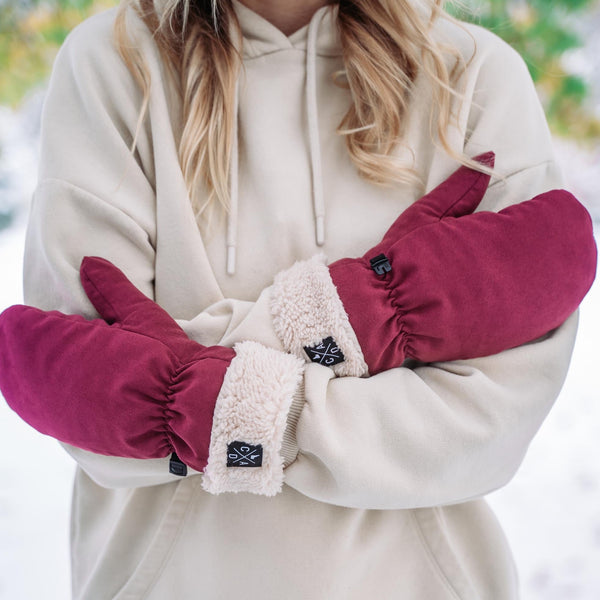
[163, 355, 231, 463]
[366, 260, 415, 359]
[162, 358, 190, 455]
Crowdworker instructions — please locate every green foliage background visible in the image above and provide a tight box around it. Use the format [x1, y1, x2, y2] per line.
[0, 0, 114, 106]
[448, 0, 600, 139]
[0, 0, 599, 139]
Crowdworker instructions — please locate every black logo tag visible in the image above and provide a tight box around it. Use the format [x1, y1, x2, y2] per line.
[227, 441, 263, 467]
[304, 336, 345, 366]
[169, 452, 188, 477]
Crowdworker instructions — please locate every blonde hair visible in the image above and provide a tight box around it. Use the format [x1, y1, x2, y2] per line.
[114, 0, 482, 222]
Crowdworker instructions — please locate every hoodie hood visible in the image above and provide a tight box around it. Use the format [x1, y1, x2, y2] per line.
[226, 0, 342, 274]
[232, 0, 342, 59]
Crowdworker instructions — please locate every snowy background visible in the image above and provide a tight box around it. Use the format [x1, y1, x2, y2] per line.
[1, 12, 600, 600]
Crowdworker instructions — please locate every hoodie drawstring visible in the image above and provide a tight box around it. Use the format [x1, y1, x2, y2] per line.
[306, 11, 326, 248]
[226, 9, 327, 275]
[226, 76, 240, 276]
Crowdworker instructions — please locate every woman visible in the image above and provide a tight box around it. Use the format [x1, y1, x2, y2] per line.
[0, 0, 596, 597]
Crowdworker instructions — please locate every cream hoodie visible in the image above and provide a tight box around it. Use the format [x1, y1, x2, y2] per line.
[23, 1, 578, 598]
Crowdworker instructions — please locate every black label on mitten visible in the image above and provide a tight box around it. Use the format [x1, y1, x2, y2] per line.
[227, 442, 263, 467]
[304, 336, 345, 366]
[169, 452, 188, 477]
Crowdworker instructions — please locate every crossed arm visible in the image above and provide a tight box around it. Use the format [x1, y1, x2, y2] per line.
[5, 162, 589, 506]
[3, 18, 593, 508]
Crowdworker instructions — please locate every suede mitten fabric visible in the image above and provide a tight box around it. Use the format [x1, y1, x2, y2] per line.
[0, 257, 304, 496]
[270, 153, 597, 376]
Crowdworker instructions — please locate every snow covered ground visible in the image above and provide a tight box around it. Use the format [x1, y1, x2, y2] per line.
[0, 102, 599, 598]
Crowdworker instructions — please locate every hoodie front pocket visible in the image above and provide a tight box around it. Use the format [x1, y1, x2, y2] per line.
[411, 507, 479, 600]
[113, 476, 201, 600]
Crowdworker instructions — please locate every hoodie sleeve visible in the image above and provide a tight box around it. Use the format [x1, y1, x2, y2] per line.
[278, 25, 584, 508]
[281, 311, 578, 509]
[278, 165, 581, 510]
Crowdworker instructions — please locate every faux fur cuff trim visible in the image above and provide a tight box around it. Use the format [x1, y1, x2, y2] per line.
[270, 255, 369, 377]
[201, 341, 304, 496]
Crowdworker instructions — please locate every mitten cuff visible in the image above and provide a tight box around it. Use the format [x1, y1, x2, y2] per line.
[270, 254, 369, 377]
[201, 341, 304, 496]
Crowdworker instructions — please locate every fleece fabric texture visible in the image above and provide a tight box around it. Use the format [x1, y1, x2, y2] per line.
[271, 253, 370, 377]
[21, 1, 581, 598]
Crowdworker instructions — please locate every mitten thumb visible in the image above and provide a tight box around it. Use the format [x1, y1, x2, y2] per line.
[80, 256, 190, 345]
[374, 152, 495, 253]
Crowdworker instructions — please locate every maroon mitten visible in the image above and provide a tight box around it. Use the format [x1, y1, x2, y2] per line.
[270, 152, 597, 376]
[0, 257, 304, 495]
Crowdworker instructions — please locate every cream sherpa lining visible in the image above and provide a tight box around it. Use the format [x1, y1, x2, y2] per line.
[201, 341, 304, 496]
[270, 254, 369, 378]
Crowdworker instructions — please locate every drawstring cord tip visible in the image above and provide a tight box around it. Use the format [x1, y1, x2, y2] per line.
[226, 245, 237, 276]
[316, 216, 325, 246]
